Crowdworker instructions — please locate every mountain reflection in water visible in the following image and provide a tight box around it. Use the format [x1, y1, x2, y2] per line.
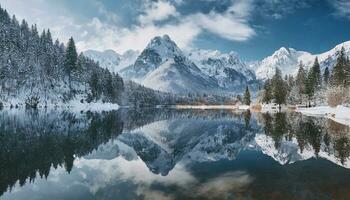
[1, 109, 350, 200]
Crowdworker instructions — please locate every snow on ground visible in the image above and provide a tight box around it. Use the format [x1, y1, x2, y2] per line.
[175, 105, 236, 110]
[67, 100, 120, 112]
[297, 105, 350, 127]
[237, 105, 250, 110]
[0, 99, 120, 112]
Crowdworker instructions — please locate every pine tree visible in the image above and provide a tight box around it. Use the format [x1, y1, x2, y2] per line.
[345, 56, 350, 86]
[262, 79, 272, 104]
[89, 71, 100, 101]
[236, 94, 242, 102]
[323, 67, 330, 85]
[64, 37, 78, 90]
[296, 61, 307, 95]
[288, 84, 302, 104]
[306, 69, 315, 107]
[243, 86, 251, 106]
[311, 57, 322, 88]
[287, 75, 295, 89]
[0, 9, 125, 104]
[331, 47, 347, 86]
[272, 68, 287, 110]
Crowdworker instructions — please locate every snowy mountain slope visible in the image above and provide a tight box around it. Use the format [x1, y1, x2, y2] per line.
[141, 57, 219, 93]
[119, 35, 260, 94]
[120, 35, 219, 94]
[255, 47, 311, 80]
[254, 41, 350, 80]
[120, 35, 185, 80]
[84, 49, 139, 74]
[188, 49, 257, 89]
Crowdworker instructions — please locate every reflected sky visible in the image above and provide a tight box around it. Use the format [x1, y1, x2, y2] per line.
[1, 109, 350, 200]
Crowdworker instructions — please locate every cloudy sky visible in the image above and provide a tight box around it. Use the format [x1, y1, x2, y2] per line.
[0, 0, 350, 60]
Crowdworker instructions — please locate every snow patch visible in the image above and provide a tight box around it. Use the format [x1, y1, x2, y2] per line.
[297, 105, 350, 127]
[67, 100, 120, 112]
[238, 105, 250, 110]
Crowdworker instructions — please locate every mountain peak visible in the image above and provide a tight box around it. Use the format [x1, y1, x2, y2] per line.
[255, 40, 350, 80]
[144, 35, 184, 62]
[103, 49, 120, 56]
[147, 35, 177, 49]
[84, 49, 139, 73]
[273, 47, 292, 56]
[335, 41, 350, 50]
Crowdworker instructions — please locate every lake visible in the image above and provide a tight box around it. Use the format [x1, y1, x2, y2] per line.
[0, 109, 350, 200]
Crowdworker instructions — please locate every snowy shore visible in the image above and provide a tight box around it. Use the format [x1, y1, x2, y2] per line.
[1, 100, 120, 112]
[297, 105, 350, 127]
[66, 100, 120, 112]
[175, 105, 236, 110]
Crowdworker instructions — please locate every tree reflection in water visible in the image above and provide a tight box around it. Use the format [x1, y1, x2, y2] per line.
[0, 110, 124, 196]
[260, 112, 350, 165]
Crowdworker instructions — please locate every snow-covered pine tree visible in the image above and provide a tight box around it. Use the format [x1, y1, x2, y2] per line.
[323, 67, 330, 85]
[0, 6, 125, 106]
[331, 47, 347, 87]
[345, 56, 350, 87]
[272, 68, 287, 110]
[296, 61, 307, 96]
[262, 79, 272, 104]
[243, 86, 251, 106]
[311, 57, 322, 88]
[306, 69, 316, 107]
[64, 37, 78, 91]
[288, 84, 302, 105]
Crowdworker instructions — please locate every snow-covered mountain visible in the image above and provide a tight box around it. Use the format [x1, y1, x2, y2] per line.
[188, 49, 257, 90]
[255, 47, 311, 80]
[119, 35, 259, 94]
[254, 41, 350, 80]
[120, 35, 220, 94]
[141, 57, 219, 94]
[84, 49, 139, 74]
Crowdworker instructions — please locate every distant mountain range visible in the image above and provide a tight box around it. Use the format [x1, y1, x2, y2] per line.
[253, 41, 350, 80]
[84, 49, 139, 74]
[85, 35, 259, 94]
[85, 35, 350, 93]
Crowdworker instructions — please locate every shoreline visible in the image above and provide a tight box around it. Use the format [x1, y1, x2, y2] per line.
[296, 105, 350, 127]
[1, 102, 349, 128]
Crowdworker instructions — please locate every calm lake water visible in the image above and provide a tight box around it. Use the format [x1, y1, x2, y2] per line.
[1, 109, 350, 200]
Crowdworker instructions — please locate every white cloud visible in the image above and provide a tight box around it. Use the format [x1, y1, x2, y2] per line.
[134, 0, 255, 48]
[76, 0, 255, 53]
[0, 0, 81, 43]
[139, 0, 179, 25]
[329, 0, 350, 19]
[187, 0, 255, 41]
[90, 0, 119, 23]
[155, 0, 254, 43]
[0, 0, 256, 53]
[76, 17, 201, 53]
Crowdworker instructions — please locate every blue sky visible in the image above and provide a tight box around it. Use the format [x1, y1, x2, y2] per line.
[0, 0, 350, 61]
